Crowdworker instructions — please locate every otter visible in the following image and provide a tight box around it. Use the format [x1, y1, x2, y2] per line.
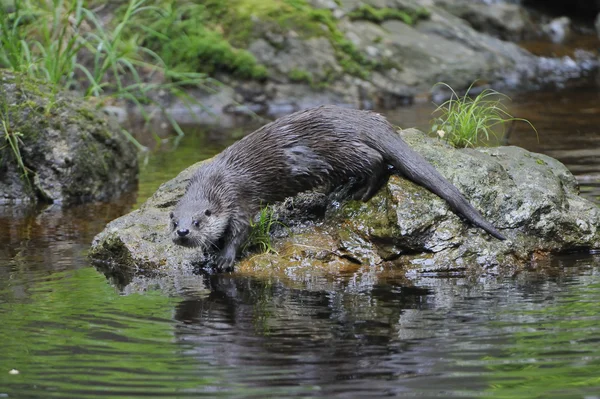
[170, 105, 505, 271]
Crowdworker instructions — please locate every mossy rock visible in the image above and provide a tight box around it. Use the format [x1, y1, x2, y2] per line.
[0, 70, 138, 205]
[90, 128, 599, 286]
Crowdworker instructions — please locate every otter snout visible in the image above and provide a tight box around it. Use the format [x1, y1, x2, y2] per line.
[177, 228, 190, 237]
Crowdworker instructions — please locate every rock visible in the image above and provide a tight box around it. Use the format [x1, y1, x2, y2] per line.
[0, 71, 138, 205]
[433, 0, 534, 41]
[101, 105, 128, 124]
[89, 128, 599, 285]
[308, 0, 339, 10]
[151, 1, 599, 123]
[249, 36, 342, 83]
[542, 16, 571, 43]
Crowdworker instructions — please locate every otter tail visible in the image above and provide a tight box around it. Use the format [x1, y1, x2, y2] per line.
[376, 133, 506, 240]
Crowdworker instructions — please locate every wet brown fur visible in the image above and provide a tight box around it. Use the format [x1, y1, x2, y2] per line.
[170, 105, 505, 271]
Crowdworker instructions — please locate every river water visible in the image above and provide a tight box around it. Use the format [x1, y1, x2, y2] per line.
[1, 77, 600, 397]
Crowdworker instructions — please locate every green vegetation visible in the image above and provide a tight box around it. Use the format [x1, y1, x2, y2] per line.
[287, 68, 332, 89]
[133, 0, 267, 79]
[431, 82, 537, 148]
[0, 96, 30, 187]
[288, 68, 314, 84]
[0, 0, 384, 104]
[348, 4, 430, 25]
[0, 0, 211, 138]
[130, 0, 377, 83]
[244, 206, 281, 255]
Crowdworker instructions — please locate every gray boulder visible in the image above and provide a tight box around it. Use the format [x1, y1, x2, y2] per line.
[0, 71, 138, 204]
[433, 0, 534, 41]
[89, 129, 599, 284]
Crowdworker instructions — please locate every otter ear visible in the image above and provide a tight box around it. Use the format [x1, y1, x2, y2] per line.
[204, 209, 212, 217]
[169, 212, 174, 219]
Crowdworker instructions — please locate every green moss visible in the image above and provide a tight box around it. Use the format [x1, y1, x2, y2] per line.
[76, 107, 98, 121]
[131, 0, 271, 80]
[348, 5, 430, 25]
[288, 68, 313, 84]
[131, 0, 378, 82]
[288, 68, 334, 89]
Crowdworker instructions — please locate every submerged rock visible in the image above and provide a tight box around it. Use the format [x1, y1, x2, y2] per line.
[0, 71, 138, 205]
[90, 129, 599, 284]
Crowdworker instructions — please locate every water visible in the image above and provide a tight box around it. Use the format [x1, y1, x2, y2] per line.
[1, 81, 600, 397]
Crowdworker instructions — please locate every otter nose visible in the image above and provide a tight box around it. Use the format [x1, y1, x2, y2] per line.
[177, 228, 190, 237]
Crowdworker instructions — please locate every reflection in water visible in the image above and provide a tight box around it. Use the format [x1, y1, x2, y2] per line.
[0, 194, 136, 299]
[2, 257, 600, 398]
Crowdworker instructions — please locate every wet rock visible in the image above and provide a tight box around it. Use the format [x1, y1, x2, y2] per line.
[0, 71, 138, 205]
[89, 128, 599, 284]
[542, 16, 571, 43]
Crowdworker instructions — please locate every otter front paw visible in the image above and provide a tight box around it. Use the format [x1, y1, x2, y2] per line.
[216, 246, 237, 272]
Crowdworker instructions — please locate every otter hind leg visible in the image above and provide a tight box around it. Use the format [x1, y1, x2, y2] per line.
[349, 167, 390, 202]
[359, 169, 391, 201]
[341, 144, 388, 201]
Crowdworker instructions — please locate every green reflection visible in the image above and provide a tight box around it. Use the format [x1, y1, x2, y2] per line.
[485, 280, 600, 397]
[0, 268, 207, 398]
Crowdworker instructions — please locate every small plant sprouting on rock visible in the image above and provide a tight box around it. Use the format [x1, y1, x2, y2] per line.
[431, 82, 537, 148]
[244, 206, 281, 255]
[0, 102, 31, 188]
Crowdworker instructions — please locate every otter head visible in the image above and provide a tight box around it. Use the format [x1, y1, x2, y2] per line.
[169, 199, 229, 250]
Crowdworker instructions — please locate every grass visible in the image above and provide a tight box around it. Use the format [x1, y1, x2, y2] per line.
[431, 82, 537, 148]
[0, 0, 216, 142]
[0, 96, 31, 188]
[244, 206, 281, 255]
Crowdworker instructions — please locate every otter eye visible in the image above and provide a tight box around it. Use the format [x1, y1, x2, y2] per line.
[172, 221, 178, 228]
[204, 209, 212, 217]
[193, 220, 200, 228]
